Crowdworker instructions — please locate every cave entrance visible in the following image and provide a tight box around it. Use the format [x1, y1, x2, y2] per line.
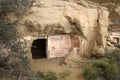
[31, 39, 47, 59]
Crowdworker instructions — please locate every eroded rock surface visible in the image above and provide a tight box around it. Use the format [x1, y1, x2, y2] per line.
[5, 0, 120, 57]
[17, 0, 109, 56]
[107, 5, 120, 50]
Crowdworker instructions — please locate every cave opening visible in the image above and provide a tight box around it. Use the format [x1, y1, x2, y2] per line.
[31, 39, 47, 59]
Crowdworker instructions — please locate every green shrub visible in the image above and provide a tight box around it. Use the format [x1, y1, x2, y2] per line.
[92, 60, 119, 79]
[45, 71, 58, 80]
[35, 71, 45, 80]
[35, 70, 71, 80]
[59, 70, 71, 80]
[84, 59, 119, 80]
[105, 49, 120, 79]
[35, 71, 58, 80]
[106, 49, 120, 63]
[84, 64, 100, 80]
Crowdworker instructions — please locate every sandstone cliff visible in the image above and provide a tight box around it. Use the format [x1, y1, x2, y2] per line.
[1, 0, 120, 57]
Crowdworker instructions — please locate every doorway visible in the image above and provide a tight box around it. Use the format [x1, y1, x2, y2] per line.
[31, 39, 47, 59]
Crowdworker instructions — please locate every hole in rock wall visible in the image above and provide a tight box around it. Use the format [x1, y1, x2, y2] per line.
[31, 39, 47, 59]
[30, 35, 81, 59]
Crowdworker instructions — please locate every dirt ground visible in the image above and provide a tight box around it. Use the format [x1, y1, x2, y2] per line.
[30, 58, 85, 80]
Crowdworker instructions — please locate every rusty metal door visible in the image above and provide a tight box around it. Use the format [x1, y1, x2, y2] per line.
[48, 35, 71, 58]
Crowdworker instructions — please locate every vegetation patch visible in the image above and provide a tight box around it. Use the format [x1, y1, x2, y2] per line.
[35, 70, 71, 80]
[59, 70, 71, 80]
[0, 0, 35, 80]
[84, 49, 120, 80]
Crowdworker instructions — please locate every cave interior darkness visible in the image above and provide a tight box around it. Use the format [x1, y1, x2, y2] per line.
[31, 39, 47, 59]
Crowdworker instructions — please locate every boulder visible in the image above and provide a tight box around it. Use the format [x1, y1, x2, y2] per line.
[92, 46, 105, 57]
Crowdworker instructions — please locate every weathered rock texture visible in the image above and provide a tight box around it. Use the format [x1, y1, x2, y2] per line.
[13, 0, 110, 57]
[5, 0, 120, 58]
[106, 4, 120, 50]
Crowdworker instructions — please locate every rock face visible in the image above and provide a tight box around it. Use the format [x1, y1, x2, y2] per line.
[106, 5, 120, 50]
[6, 0, 117, 58]
[14, 0, 110, 57]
